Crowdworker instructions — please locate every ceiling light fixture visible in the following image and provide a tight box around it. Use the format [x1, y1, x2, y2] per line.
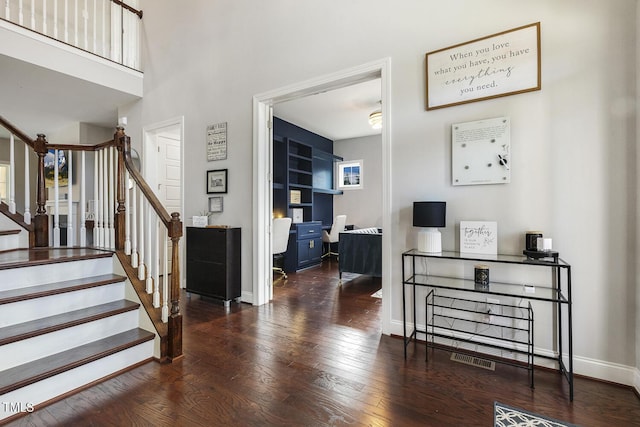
[368, 109, 382, 130]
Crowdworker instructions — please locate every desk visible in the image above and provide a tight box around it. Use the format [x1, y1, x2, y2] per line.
[402, 250, 573, 400]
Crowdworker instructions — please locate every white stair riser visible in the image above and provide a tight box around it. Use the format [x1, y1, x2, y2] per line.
[0, 257, 113, 291]
[0, 310, 140, 370]
[0, 282, 124, 328]
[0, 233, 23, 251]
[0, 340, 153, 421]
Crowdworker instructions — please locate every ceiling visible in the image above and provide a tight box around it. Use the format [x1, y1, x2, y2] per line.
[0, 53, 137, 140]
[273, 78, 382, 141]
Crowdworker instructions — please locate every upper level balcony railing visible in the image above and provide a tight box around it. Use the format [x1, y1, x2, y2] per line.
[2, 0, 142, 70]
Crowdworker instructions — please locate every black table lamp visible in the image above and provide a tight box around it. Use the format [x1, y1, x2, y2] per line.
[413, 201, 446, 253]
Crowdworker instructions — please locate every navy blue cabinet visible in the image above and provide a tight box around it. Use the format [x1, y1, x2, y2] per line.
[284, 221, 323, 272]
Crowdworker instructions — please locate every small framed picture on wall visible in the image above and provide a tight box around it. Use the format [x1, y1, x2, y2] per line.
[207, 169, 228, 194]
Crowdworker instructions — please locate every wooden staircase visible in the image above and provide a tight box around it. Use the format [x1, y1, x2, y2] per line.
[0, 248, 155, 423]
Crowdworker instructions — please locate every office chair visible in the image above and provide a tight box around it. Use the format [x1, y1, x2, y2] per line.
[272, 217, 292, 279]
[322, 214, 347, 260]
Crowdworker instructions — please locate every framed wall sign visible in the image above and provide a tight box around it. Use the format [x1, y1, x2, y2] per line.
[206, 122, 227, 161]
[207, 169, 228, 194]
[426, 22, 541, 110]
[208, 196, 223, 213]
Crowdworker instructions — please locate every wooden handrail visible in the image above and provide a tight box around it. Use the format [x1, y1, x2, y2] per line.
[0, 115, 35, 148]
[111, 0, 143, 19]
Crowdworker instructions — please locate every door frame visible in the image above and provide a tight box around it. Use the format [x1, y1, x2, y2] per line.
[252, 58, 392, 335]
[142, 116, 185, 286]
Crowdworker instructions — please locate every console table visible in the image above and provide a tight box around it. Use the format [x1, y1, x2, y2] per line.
[401, 249, 573, 400]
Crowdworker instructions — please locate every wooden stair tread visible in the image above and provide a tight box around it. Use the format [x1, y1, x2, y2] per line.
[0, 229, 21, 236]
[0, 248, 114, 271]
[0, 328, 155, 395]
[0, 273, 126, 305]
[0, 300, 140, 345]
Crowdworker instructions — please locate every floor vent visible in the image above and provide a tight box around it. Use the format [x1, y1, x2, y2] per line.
[450, 352, 496, 371]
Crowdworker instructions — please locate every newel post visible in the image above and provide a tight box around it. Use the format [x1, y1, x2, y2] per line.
[33, 134, 49, 247]
[114, 127, 127, 250]
[168, 212, 183, 361]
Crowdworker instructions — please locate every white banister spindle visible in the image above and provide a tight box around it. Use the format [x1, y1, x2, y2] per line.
[30, 0, 35, 30]
[83, 0, 87, 49]
[101, 0, 106, 57]
[52, 0, 56, 38]
[53, 149, 60, 247]
[102, 146, 108, 247]
[42, 0, 47, 34]
[153, 215, 160, 307]
[80, 151, 86, 246]
[24, 143, 31, 224]
[137, 189, 145, 281]
[131, 184, 138, 267]
[5, 0, 10, 20]
[9, 134, 16, 214]
[64, 0, 68, 43]
[66, 150, 73, 246]
[93, 150, 99, 246]
[18, 0, 24, 25]
[74, 0, 78, 46]
[161, 232, 169, 322]
[97, 149, 104, 247]
[92, 0, 96, 53]
[108, 146, 115, 248]
[145, 201, 153, 294]
[124, 169, 131, 255]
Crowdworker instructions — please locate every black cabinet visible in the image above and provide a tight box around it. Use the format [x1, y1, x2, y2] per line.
[186, 227, 241, 305]
[284, 221, 323, 272]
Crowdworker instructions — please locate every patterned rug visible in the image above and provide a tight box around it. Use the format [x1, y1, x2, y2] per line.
[494, 402, 578, 427]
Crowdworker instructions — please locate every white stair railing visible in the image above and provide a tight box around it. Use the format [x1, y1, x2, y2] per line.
[2, 0, 142, 70]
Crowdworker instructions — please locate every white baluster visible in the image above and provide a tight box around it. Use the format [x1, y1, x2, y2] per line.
[137, 189, 145, 281]
[9, 134, 15, 214]
[24, 143, 31, 224]
[18, 0, 24, 25]
[131, 184, 138, 267]
[30, 0, 35, 30]
[64, 0, 68, 43]
[5, 0, 10, 20]
[124, 168, 131, 255]
[80, 151, 86, 246]
[101, 0, 106, 57]
[42, 0, 47, 35]
[83, 0, 87, 49]
[153, 214, 160, 308]
[102, 146, 108, 247]
[92, 0, 96, 53]
[145, 201, 153, 294]
[52, 0, 56, 38]
[53, 149, 60, 247]
[67, 150, 73, 246]
[74, 0, 78, 46]
[93, 150, 99, 246]
[98, 148, 104, 247]
[161, 231, 168, 322]
[107, 146, 114, 248]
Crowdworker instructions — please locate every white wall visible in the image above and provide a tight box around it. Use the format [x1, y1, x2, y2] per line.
[333, 135, 383, 229]
[138, 0, 638, 384]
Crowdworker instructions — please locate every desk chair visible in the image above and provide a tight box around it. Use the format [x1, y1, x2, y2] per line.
[272, 217, 292, 279]
[322, 214, 347, 260]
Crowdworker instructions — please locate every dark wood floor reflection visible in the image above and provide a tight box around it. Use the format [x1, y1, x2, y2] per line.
[6, 260, 639, 426]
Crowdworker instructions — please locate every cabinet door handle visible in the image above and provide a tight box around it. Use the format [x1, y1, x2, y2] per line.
[309, 240, 314, 249]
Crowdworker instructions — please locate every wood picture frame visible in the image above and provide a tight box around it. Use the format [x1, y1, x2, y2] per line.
[207, 169, 228, 194]
[426, 22, 541, 110]
[208, 196, 223, 213]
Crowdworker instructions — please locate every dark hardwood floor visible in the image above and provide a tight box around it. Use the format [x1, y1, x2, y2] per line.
[5, 260, 640, 426]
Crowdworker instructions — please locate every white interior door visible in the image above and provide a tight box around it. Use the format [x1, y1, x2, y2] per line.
[157, 131, 181, 273]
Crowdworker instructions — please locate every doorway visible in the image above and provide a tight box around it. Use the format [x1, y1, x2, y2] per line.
[143, 117, 185, 285]
[252, 58, 392, 335]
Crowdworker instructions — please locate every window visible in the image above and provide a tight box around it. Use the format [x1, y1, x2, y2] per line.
[337, 160, 363, 190]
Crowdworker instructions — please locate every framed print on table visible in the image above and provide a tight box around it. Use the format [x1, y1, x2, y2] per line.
[207, 169, 228, 194]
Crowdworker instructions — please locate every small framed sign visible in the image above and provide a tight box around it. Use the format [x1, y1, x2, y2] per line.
[208, 196, 223, 213]
[207, 122, 227, 161]
[460, 221, 498, 254]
